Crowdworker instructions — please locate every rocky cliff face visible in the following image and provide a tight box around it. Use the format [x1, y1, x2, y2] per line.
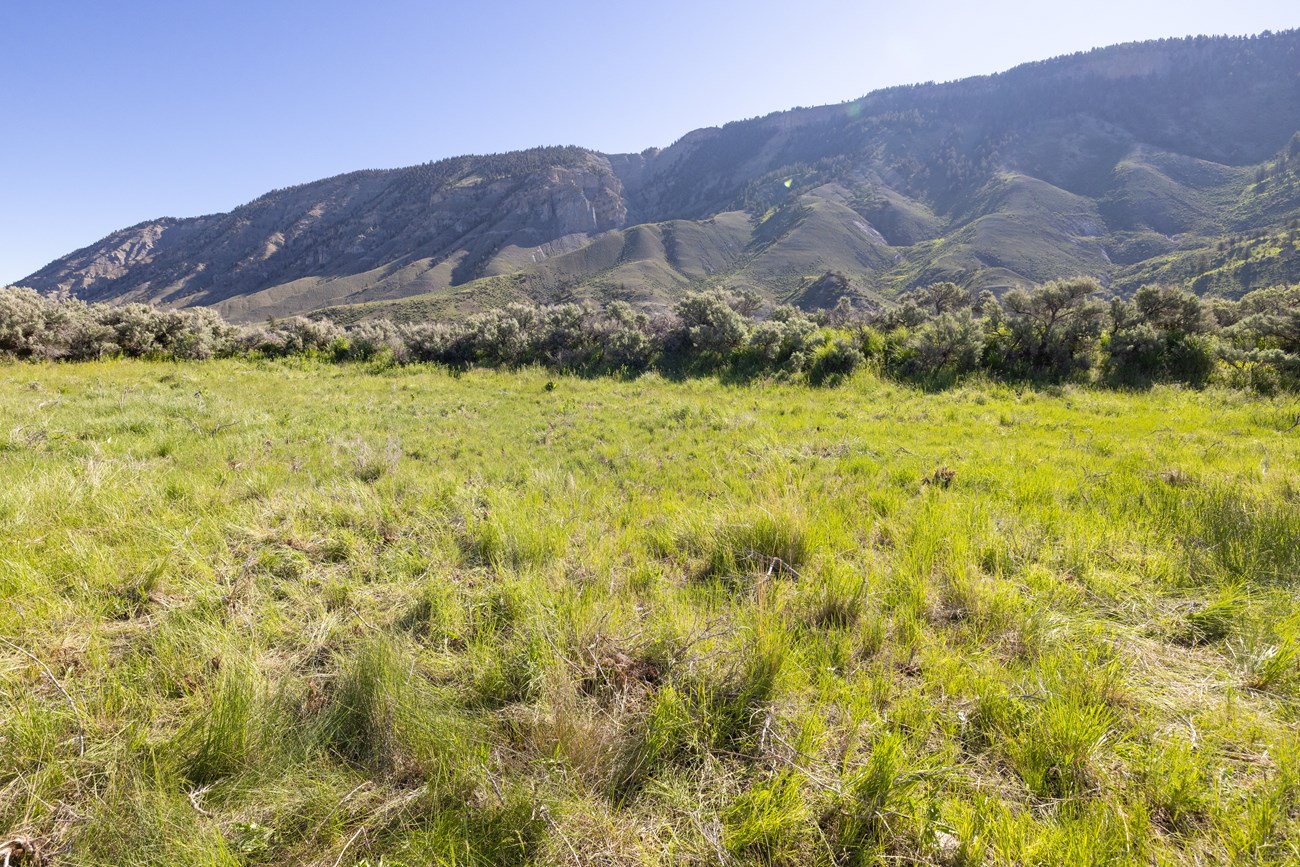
[26, 148, 636, 317]
[19, 31, 1300, 321]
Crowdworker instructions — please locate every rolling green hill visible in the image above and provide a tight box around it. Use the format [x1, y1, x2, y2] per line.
[19, 31, 1300, 321]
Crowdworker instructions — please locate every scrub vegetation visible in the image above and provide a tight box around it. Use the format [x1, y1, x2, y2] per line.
[2, 280, 1299, 394]
[1, 357, 1298, 865]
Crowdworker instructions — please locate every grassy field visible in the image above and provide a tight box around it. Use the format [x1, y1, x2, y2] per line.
[1, 359, 1299, 865]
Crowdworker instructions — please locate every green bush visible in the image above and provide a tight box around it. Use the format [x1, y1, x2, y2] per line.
[807, 335, 864, 385]
[5, 279, 1300, 392]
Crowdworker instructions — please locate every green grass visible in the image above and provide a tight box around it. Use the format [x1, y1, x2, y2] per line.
[1, 358, 1299, 864]
[1113, 228, 1300, 297]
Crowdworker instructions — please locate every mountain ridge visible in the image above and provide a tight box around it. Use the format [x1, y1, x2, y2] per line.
[20, 30, 1300, 322]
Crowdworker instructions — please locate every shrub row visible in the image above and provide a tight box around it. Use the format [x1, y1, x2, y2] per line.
[879, 279, 1300, 391]
[2, 281, 1298, 390]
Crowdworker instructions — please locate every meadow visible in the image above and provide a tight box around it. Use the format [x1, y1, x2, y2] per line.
[1, 358, 1298, 865]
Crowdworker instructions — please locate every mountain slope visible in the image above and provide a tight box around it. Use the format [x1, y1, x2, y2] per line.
[20, 30, 1300, 321]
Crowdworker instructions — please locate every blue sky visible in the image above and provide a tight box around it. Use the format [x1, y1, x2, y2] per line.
[1, 0, 1295, 284]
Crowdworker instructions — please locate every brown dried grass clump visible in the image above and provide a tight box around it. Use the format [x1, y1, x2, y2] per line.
[0, 836, 41, 866]
[923, 466, 956, 488]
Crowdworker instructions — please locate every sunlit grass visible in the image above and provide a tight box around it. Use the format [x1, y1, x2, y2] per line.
[0, 358, 1297, 864]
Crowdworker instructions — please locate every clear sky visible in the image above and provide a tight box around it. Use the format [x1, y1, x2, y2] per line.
[1, 0, 1295, 284]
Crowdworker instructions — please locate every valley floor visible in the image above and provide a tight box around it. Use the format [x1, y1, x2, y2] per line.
[1, 360, 1298, 865]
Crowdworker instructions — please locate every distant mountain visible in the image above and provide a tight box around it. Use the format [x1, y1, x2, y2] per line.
[20, 30, 1300, 322]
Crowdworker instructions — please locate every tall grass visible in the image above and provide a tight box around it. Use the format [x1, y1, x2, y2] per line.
[0, 359, 1297, 863]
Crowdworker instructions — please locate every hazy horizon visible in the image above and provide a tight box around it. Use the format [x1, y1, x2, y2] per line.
[2, 0, 1296, 284]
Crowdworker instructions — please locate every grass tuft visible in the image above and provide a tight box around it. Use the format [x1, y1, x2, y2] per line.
[829, 732, 930, 861]
[723, 772, 813, 863]
[1179, 582, 1247, 645]
[704, 505, 810, 582]
[803, 559, 868, 629]
[182, 660, 257, 785]
[1011, 694, 1117, 800]
[321, 637, 406, 769]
